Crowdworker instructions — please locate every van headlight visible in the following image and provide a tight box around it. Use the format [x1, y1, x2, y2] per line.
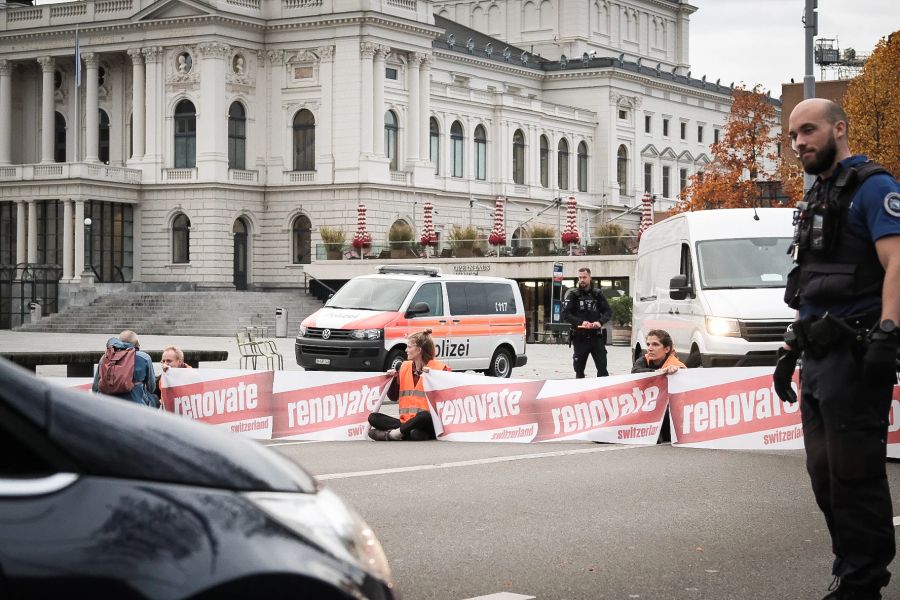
[350, 329, 382, 340]
[705, 317, 741, 337]
[298, 324, 308, 337]
[244, 488, 392, 584]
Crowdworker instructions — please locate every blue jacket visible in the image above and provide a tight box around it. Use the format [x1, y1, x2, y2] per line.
[92, 338, 157, 405]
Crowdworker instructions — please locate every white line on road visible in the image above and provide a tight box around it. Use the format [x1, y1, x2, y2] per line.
[316, 445, 643, 480]
[462, 593, 536, 600]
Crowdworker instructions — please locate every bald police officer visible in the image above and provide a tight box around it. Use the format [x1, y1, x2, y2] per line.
[774, 99, 900, 600]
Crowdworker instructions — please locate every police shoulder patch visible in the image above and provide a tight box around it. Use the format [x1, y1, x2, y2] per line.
[885, 192, 900, 218]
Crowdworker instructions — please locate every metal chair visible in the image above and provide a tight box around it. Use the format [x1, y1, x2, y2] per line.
[235, 330, 272, 370]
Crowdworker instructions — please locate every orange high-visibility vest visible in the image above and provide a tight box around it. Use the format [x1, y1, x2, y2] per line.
[398, 359, 448, 423]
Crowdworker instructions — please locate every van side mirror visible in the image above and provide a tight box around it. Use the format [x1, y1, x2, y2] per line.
[669, 275, 692, 300]
[405, 302, 430, 317]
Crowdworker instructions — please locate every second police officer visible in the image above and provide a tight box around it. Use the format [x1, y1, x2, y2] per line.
[561, 267, 612, 378]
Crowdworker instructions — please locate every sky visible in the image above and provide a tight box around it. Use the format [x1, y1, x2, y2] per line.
[688, 0, 898, 97]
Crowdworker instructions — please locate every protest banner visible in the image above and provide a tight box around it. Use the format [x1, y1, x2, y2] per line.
[887, 385, 900, 459]
[668, 367, 802, 449]
[272, 371, 391, 441]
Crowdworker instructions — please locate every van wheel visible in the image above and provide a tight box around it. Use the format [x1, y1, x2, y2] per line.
[686, 348, 703, 368]
[384, 347, 407, 372]
[487, 347, 513, 378]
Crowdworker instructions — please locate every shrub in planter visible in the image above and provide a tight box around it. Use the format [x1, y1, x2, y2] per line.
[609, 295, 633, 327]
[389, 221, 415, 256]
[448, 225, 479, 257]
[320, 226, 345, 260]
[594, 222, 632, 255]
[528, 224, 557, 256]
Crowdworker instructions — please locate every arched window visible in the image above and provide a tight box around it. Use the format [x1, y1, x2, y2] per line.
[174, 99, 196, 168]
[98, 109, 110, 164]
[54, 112, 66, 163]
[292, 109, 315, 171]
[577, 141, 588, 192]
[384, 110, 398, 170]
[292, 214, 312, 265]
[450, 120, 464, 178]
[557, 138, 569, 190]
[617, 144, 628, 195]
[430, 117, 440, 175]
[474, 125, 487, 180]
[172, 213, 190, 264]
[228, 102, 246, 170]
[512, 129, 525, 185]
[539, 135, 549, 188]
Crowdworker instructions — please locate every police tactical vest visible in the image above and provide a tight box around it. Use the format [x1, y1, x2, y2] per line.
[784, 160, 889, 310]
[567, 288, 604, 323]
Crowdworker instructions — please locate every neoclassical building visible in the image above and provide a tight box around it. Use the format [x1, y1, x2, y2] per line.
[0, 0, 764, 327]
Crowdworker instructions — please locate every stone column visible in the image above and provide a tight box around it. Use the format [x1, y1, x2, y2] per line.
[141, 47, 163, 170]
[372, 45, 388, 158]
[83, 52, 99, 163]
[26, 199, 38, 263]
[62, 199, 74, 279]
[0, 60, 12, 165]
[15, 200, 26, 266]
[405, 51, 420, 162]
[74, 199, 85, 280]
[127, 48, 145, 161]
[38, 56, 55, 163]
[316, 46, 334, 182]
[419, 54, 431, 165]
[359, 42, 374, 155]
[197, 41, 230, 180]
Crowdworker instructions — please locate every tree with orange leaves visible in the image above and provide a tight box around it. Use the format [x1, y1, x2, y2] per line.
[676, 85, 781, 212]
[844, 32, 900, 175]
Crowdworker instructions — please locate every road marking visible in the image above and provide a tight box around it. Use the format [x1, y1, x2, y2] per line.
[463, 593, 536, 600]
[893, 516, 900, 527]
[317, 445, 643, 480]
[262, 440, 322, 447]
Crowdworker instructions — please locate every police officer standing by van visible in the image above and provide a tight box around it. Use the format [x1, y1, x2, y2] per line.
[562, 267, 612, 378]
[774, 99, 900, 600]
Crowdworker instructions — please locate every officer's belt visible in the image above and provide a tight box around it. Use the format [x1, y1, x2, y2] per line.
[793, 311, 878, 356]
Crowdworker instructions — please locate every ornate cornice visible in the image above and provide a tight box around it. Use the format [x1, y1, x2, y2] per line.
[317, 46, 335, 61]
[266, 49, 284, 65]
[142, 46, 164, 64]
[197, 41, 231, 59]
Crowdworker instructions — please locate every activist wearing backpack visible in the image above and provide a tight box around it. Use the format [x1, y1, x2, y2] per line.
[98, 344, 136, 395]
[92, 331, 158, 406]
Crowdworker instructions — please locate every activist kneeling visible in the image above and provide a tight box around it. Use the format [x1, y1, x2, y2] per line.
[368, 329, 450, 441]
[632, 329, 685, 375]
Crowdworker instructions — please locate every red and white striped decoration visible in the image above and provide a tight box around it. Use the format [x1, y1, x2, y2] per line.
[638, 192, 654, 241]
[420, 201, 437, 246]
[351, 203, 372, 249]
[561, 196, 580, 245]
[488, 196, 506, 246]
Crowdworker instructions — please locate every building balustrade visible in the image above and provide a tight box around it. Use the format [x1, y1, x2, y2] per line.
[162, 168, 197, 182]
[285, 170, 316, 183]
[228, 169, 259, 183]
[0, 162, 142, 183]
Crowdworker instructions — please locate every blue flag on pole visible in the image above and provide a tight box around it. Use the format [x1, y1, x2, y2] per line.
[74, 27, 81, 87]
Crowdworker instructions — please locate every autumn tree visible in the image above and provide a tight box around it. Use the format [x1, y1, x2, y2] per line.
[676, 85, 780, 212]
[844, 31, 900, 175]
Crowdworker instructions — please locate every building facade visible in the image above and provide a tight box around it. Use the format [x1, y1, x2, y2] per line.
[0, 0, 764, 328]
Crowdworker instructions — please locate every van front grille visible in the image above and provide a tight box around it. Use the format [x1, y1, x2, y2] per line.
[299, 345, 350, 357]
[305, 328, 353, 339]
[738, 320, 792, 342]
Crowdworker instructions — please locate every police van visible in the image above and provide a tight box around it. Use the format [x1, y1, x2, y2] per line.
[295, 266, 528, 378]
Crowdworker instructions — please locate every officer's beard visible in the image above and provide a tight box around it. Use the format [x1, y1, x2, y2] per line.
[803, 134, 838, 176]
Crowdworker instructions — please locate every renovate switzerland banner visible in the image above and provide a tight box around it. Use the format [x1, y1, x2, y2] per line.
[889, 385, 900, 460]
[422, 370, 667, 444]
[160, 368, 391, 441]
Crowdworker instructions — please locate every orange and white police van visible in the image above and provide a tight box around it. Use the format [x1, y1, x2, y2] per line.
[295, 266, 527, 378]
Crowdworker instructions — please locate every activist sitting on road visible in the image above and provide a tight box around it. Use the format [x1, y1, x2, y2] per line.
[632, 329, 685, 375]
[92, 330, 158, 407]
[368, 329, 450, 441]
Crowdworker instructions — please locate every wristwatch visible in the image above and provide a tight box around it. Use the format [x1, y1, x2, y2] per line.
[877, 319, 897, 335]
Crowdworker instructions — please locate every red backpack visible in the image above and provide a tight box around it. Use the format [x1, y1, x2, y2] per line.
[98, 345, 136, 395]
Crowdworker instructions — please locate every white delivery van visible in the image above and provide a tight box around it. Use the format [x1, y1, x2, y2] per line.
[631, 208, 796, 367]
[295, 265, 527, 377]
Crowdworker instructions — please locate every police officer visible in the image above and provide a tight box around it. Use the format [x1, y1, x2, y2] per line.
[774, 99, 900, 600]
[561, 267, 612, 378]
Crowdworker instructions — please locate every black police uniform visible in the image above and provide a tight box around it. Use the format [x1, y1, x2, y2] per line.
[781, 155, 900, 597]
[561, 285, 612, 378]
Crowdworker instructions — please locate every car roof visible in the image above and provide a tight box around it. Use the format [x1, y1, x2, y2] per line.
[354, 274, 517, 284]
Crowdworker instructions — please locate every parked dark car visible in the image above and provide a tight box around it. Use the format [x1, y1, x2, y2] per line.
[0, 358, 396, 599]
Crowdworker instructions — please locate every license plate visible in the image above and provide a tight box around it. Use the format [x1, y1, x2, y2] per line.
[315, 358, 331, 365]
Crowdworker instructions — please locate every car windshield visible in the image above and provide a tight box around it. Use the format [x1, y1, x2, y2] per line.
[696, 237, 794, 289]
[326, 278, 415, 311]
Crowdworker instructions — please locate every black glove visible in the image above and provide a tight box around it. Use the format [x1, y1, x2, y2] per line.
[863, 334, 899, 386]
[773, 346, 799, 404]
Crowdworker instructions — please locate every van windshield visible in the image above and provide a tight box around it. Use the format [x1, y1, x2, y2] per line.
[326, 278, 415, 311]
[696, 237, 793, 289]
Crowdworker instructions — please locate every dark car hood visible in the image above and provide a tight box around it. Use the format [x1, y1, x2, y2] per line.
[1, 359, 316, 493]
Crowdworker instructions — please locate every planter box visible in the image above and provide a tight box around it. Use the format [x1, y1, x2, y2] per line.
[611, 326, 632, 346]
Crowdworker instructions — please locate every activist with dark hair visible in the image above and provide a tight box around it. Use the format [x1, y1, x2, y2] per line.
[92, 330, 158, 407]
[631, 329, 685, 375]
[776, 98, 900, 600]
[561, 267, 612, 378]
[368, 329, 450, 441]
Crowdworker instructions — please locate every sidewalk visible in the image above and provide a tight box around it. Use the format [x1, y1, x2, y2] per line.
[0, 330, 635, 379]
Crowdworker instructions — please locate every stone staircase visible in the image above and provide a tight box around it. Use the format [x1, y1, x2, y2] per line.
[17, 291, 324, 337]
